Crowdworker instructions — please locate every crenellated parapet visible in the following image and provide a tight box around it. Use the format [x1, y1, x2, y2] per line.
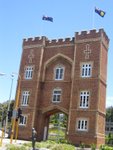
[75, 28, 109, 47]
[23, 36, 48, 46]
[46, 37, 74, 46]
[23, 36, 75, 47]
[23, 28, 109, 48]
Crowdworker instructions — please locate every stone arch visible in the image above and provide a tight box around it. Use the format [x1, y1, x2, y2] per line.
[42, 105, 69, 115]
[42, 53, 73, 81]
[41, 105, 69, 141]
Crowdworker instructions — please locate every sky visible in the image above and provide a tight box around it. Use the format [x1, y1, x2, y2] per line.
[0, 0, 113, 107]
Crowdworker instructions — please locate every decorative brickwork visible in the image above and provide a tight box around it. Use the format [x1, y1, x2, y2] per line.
[16, 29, 109, 148]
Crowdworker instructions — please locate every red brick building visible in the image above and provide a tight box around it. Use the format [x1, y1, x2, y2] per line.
[16, 29, 109, 147]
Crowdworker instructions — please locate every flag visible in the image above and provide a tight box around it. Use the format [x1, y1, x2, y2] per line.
[95, 7, 106, 17]
[42, 15, 53, 22]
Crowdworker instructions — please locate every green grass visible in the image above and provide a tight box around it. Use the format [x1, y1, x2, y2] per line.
[5, 141, 113, 150]
[48, 126, 66, 141]
[6, 140, 75, 150]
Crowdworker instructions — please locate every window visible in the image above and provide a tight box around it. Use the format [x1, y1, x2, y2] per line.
[21, 91, 30, 106]
[55, 66, 64, 80]
[81, 63, 92, 77]
[19, 115, 27, 125]
[77, 119, 88, 131]
[52, 89, 61, 103]
[24, 66, 33, 79]
[80, 91, 89, 108]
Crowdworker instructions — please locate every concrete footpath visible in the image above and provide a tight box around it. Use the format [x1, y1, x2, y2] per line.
[0, 138, 94, 150]
[0, 138, 51, 150]
[0, 138, 93, 150]
[0, 138, 30, 150]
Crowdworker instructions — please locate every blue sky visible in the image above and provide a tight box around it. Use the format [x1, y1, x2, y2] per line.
[0, 0, 113, 107]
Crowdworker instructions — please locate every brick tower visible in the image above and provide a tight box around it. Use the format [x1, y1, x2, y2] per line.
[16, 29, 109, 147]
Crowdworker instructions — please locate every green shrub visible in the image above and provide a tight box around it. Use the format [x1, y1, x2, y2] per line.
[6, 144, 29, 150]
[36, 140, 56, 148]
[51, 143, 75, 150]
[6, 140, 75, 150]
[91, 143, 96, 150]
[99, 145, 113, 150]
[80, 143, 85, 149]
[61, 143, 75, 150]
[51, 144, 64, 150]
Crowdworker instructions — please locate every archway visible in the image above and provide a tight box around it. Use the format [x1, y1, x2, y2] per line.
[48, 112, 67, 142]
[42, 108, 68, 142]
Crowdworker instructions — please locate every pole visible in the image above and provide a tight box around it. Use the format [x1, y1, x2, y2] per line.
[0, 72, 6, 146]
[0, 128, 4, 146]
[10, 75, 21, 144]
[92, 7, 95, 29]
[15, 120, 19, 142]
[5, 74, 14, 137]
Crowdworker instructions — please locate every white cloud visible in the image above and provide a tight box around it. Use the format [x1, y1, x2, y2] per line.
[106, 97, 113, 108]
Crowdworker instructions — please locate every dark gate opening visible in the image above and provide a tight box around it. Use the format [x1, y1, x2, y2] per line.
[47, 112, 68, 142]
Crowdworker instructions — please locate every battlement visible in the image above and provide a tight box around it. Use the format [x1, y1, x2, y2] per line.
[23, 29, 109, 47]
[23, 36, 48, 45]
[23, 36, 75, 46]
[76, 28, 109, 46]
[46, 37, 74, 46]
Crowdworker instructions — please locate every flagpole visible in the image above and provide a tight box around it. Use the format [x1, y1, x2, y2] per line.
[40, 16, 44, 37]
[92, 6, 95, 29]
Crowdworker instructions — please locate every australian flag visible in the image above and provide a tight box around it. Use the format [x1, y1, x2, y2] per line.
[95, 7, 106, 17]
[42, 15, 53, 22]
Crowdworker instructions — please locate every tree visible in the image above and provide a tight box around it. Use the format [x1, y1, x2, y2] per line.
[0, 100, 14, 127]
[106, 106, 113, 122]
[50, 113, 68, 128]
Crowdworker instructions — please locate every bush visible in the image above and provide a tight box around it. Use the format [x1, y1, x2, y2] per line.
[51, 143, 75, 150]
[90, 143, 96, 150]
[35, 140, 56, 148]
[6, 144, 29, 150]
[99, 145, 113, 150]
[80, 143, 85, 149]
[7, 140, 75, 150]
[51, 144, 64, 150]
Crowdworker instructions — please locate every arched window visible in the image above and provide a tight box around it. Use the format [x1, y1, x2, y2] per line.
[54, 65, 64, 80]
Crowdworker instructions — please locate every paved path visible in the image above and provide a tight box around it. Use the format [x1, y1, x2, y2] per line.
[0, 138, 51, 150]
[0, 136, 95, 150]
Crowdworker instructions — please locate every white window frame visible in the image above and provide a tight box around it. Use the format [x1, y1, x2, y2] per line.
[80, 91, 90, 108]
[81, 63, 92, 78]
[77, 118, 88, 131]
[24, 66, 33, 79]
[19, 115, 27, 126]
[54, 65, 64, 80]
[21, 91, 30, 106]
[52, 88, 62, 103]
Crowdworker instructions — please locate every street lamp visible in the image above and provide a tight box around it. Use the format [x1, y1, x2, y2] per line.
[0, 72, 6, 146]
[0, 72, 6, 127]
[10, 73, 21, 144]
[5, 74, 14, 136]
[0, 72, 16, 136]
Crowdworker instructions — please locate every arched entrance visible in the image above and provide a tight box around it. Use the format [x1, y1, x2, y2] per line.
[48, 113, 67, 142]
[41, 107, 68, 142]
